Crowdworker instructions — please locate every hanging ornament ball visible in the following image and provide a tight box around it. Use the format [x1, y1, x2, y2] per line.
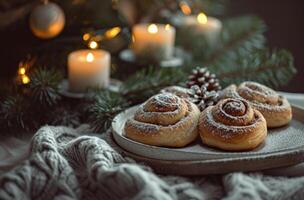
[29, 2, 65, 39]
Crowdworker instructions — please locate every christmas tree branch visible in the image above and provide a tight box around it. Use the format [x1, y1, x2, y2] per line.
[204, 15, 266, 65]
[217, 48, 297, 88]
[86, 90, 128, 132]
[121, 66, 186, 104]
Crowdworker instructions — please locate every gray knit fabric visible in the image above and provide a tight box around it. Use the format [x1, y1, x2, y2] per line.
[0, 126, 304, 200]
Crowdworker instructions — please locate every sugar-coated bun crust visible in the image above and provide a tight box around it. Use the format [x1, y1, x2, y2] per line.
[125, 93, 201, 147]
[199, 98, 267, 151]
[220, 81, 292, 128]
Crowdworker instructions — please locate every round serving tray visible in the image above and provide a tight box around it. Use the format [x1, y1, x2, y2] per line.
[111, 105, 304, 175]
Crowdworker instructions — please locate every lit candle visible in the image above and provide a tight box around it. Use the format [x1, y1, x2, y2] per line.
[132, 23, 176, 61]
[181, 12, 222, 46]
[68, 49, 110, 93]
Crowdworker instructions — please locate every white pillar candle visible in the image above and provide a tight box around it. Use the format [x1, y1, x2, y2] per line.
[68, 49, 110, 93]
[132, 23, 176, 61]
[180, 13, 222, 46]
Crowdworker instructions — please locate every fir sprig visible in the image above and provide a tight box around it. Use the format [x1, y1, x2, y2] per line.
[0, 95, 31, 131]
[217, 48, 297, 88]
[121, 67, 186, 104]
[205, 15, 266, 65]
[87, 91, 128, 132]
[29, 68, 62, 107]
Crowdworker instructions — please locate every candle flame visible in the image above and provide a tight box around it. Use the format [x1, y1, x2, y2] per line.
[105, 27, 121, 39]
[148, 24, 158, 34]
[165, 24, 171, 30]
[197, 12, 208, 24]
[89, 41, 98, 49]
[21, 75, 30, 84]
[179, 1, 191, 15]
[86, 53, 94, 62]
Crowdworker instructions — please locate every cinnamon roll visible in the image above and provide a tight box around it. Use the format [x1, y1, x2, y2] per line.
[124, 93, 200, 147]
[199, 98, 267, 151]
[220, 81, 292, 128]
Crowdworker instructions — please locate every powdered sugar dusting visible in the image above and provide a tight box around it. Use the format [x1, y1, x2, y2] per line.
[125, 93, 200, 136]
[222, 82, 291, 114]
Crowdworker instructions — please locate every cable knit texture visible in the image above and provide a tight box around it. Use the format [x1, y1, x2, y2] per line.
[0, 126, 304, 200]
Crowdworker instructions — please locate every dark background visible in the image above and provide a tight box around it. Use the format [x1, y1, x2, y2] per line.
[229, 0, 304, 92]
[0, 1, 303, 92]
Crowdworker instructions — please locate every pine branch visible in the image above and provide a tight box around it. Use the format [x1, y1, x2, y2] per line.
[87, 91, 128, 132]
[29, 68, 62, 107]
[0, 95, 32, 132]
[121, 66, 186, 104]
[204, 15, 266, 65]
[49, 105, 81, 127]
[217, 49, 297, 88]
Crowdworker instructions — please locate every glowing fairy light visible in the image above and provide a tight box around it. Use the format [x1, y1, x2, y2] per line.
[105, 27, 121, 39]
[18, 67, 26, 75]
[21, 75, 30, 84]
[83, 33, 91, 41]
[179, 1, 191, 15]
[88, 40, 98, 49]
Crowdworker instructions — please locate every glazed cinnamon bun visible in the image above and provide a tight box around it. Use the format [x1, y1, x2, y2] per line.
[124, 93, 200, 147]
[199, 98, 267, 151]
[220, 81, 292, 128]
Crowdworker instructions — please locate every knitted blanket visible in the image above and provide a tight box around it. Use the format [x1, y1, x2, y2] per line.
[1, 126, 304, 200]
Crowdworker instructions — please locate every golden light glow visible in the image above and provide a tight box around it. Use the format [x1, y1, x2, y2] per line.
[165, 24, 171, 30]
[197, 12, 208, 24]
[21, 75, 30, 84]
[18, 67, 26, 75]
[148, 24, 158, 34]
[132, 35, 135, 42]
[83, 33, 91, 41]
[86, 53, 94, 62]
[89, 41, 98, 49]
[105, 27, 121, 39]
[179, 1, 191, 15]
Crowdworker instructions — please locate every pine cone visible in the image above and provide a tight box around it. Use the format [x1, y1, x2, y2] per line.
[188, 85, 219, 111]
[186, 67, 221, 92]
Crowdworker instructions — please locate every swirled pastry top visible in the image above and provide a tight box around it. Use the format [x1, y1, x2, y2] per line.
[124, 93, 200, 147]
[220, 81, 292, 128]
[199, 98, 267, 150]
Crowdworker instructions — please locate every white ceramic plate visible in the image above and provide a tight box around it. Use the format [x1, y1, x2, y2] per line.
[112, 105, 304, 161]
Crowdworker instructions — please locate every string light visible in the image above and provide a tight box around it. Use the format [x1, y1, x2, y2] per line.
[21, 75, 30, 84]
[83, 33, 91, 41]
[17, 57, 35, 85]
[179, 1, 191, 15]
[18, 67, 26, 75]
[83, 27, 122, 49]
[88, 40, 98, 49]
[105, 27, 121, 39]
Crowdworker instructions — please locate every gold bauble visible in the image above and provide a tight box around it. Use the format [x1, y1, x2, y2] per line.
[29, 2, 65, 39]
